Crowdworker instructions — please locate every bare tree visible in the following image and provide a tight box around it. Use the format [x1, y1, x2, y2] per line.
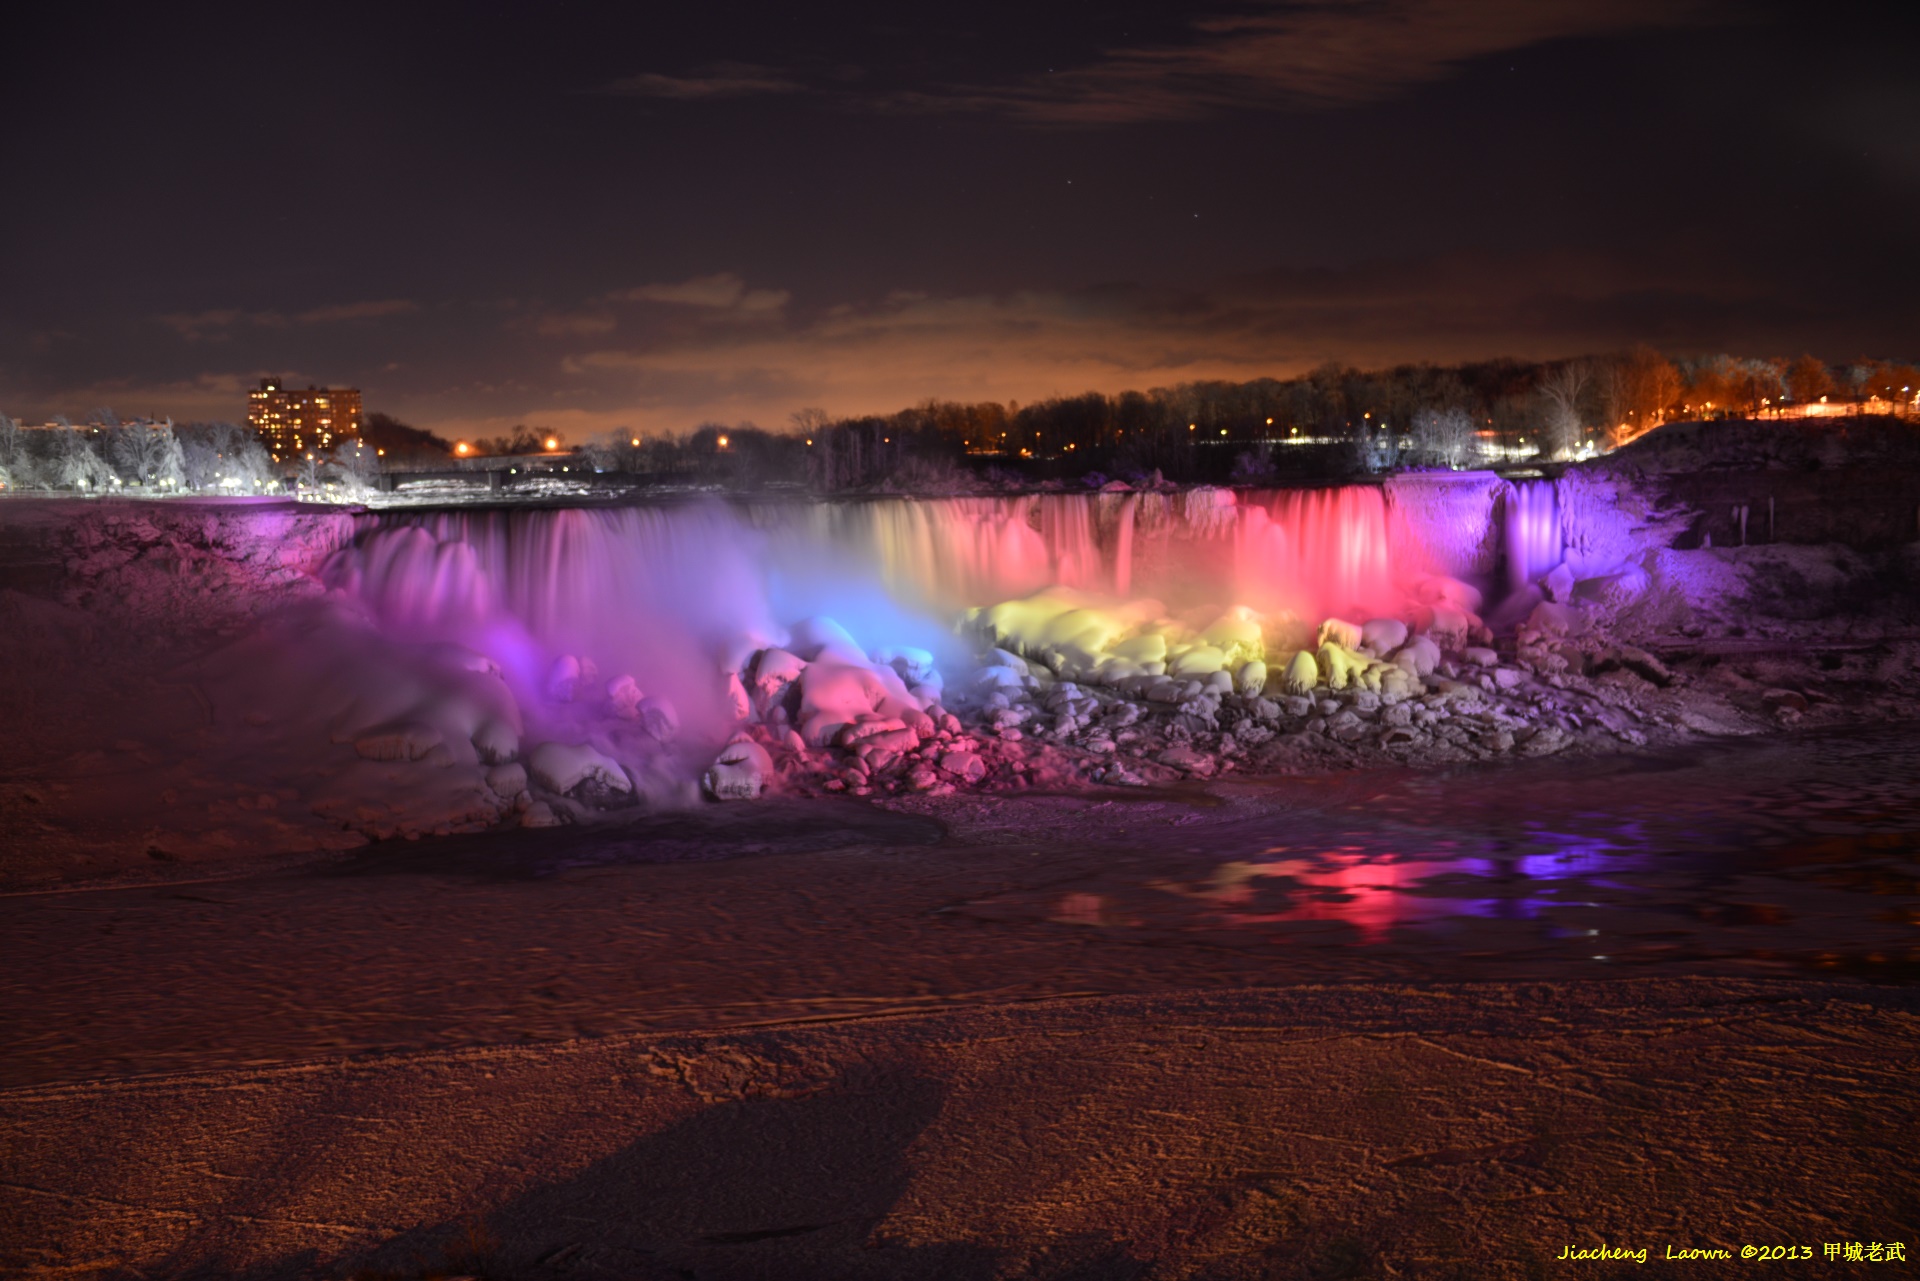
[0, 413, 35, 490]
[1536, 361, 1593, 458]
[50, 423, 116, 491]
[179, 422, 271, 491]
[329, 438, 380, 492]
[107, 419, 186, 489]
[1347, 425, 1390, 475]
[1408, 407, 1479, 468]
[1785, 354, 1833, 404]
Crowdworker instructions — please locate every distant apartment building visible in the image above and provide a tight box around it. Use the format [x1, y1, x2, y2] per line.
[246, 378, 362, 459]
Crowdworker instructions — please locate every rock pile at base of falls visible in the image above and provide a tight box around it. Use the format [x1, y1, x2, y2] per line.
[226, 554, 1920, 837]
[688, 586, 1749, 805]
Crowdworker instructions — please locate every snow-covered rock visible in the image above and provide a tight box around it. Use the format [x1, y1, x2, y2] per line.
[704, 738, 773, 800]
[606, 674, 645, 720]
[545, 655, 587, 703]
[1317, 618, 1362, 650]
[637, 696, 679, 743]
[527, 741, 631, 795]
[1361, 619, 1409, 655]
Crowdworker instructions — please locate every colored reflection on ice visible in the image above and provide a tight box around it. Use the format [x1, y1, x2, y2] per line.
[1145, 825, 1643, 941]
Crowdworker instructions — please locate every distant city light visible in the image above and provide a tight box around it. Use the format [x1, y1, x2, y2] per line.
[717, 434, 729, 448]
[544, 436, 560, 451]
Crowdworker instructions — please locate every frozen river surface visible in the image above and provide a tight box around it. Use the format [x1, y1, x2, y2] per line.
[5, 722, 1917, 1089]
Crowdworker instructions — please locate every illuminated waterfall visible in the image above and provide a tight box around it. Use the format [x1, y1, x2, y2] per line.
[323, 476, 1549, 722]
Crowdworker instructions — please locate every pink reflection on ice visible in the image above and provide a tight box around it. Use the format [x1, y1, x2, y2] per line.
[1165, 828, 1640, 942]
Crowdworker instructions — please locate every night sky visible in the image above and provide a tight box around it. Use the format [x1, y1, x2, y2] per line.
[5, 0, 1917, 441]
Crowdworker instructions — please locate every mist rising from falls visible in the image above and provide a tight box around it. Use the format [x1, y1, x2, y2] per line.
[328, 480, 1517, 671]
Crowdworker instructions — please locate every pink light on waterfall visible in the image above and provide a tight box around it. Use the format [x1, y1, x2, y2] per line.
[1231, 486, 1412, 623]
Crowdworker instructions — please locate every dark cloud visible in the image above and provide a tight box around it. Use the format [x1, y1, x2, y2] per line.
[4, 2, 1914, 438]
[888, 0, 1718, 123]
[159, 300, 417, 343]
[611, 273, 790, 314]
[600, 61, 804, 100]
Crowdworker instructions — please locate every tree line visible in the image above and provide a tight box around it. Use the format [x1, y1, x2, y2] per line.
[6, 349, 1913, 497]
[583, 348, 1919, 492]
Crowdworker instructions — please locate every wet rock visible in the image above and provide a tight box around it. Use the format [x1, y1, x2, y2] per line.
[1526, 601, 1590, 638]
[1763, 688, 1809, 713]
[1519, 725, 1571, 756]
[1605, 645, 1675, 688]
[1156, 745, 1216, 777]
[940, 750, 987, 783]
